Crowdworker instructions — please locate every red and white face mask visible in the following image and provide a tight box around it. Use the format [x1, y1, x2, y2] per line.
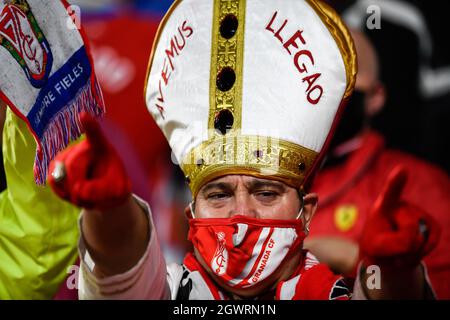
[188, 213, 306, 291]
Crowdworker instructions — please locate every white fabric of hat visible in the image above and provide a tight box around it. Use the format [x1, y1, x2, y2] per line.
[145, 0, 357, 196]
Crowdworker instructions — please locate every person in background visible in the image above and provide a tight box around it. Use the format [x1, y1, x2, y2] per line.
[0, 101, 80, 299]
[338, 0, 450, 174]
[305, 29, 450, 299]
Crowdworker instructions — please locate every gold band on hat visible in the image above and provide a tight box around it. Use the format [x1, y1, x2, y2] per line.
[182, 135, 318, 197]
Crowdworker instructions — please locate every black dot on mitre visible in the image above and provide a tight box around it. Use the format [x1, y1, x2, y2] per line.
[220, 14, 238, 39]
[298, 162, 306, 172]
[196, 158, 204, 166]
[254, 150, 264, 159]
[214, 109, 234, 135]
[216, 67, 236, 92]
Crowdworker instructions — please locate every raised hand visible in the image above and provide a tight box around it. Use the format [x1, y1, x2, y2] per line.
[48, 112, 131, 211]
[360, 166, 441, 270]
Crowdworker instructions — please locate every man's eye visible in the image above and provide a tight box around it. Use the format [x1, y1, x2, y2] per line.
[256, 191, 278, 199]
[208, 193, 230, 200]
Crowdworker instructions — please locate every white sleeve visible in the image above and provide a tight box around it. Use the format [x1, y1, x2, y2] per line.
[77, 195, 171, 300]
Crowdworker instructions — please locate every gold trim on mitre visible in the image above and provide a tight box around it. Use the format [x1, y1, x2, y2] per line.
[208, 0, 246, 137]
[182, 135, 318, 197]
[306, 0, 358, 101]
[143, 0, 183, 105]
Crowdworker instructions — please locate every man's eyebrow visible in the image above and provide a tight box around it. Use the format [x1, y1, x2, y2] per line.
[246, 180, 287, 192]
[200, 182, 234, 195]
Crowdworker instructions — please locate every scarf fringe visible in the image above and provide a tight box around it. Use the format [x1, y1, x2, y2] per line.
[33, 80, 104, 185]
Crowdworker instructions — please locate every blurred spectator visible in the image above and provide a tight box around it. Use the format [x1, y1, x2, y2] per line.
[305, 29, 450, 299]
[0, 108, 80, 299]
[328, 0, 450, 174]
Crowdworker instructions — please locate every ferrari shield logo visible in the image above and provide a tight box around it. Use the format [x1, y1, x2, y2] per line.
[0, 0, 53, 88]
[334, 204, 358, 232]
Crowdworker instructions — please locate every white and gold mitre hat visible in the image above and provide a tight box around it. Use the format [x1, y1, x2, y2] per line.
[145, 0, 357, 197]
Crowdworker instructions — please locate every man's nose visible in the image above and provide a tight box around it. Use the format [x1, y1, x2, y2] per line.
[229, 193, 257, 218]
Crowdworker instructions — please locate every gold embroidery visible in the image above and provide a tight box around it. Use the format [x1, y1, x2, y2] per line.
[208, 0, 246, 137]
[182, 135, 318, 197]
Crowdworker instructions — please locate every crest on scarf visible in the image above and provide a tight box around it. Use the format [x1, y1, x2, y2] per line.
[0, 0, 53, 88]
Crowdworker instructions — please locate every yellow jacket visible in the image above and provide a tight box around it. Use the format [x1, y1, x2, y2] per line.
[0, 109, 79, 299]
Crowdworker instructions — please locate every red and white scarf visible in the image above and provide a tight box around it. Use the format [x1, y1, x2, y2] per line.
[177, 251, 352, 300]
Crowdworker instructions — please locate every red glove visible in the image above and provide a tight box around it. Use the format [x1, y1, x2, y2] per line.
[360, 166, 441, 270]
[48, 112, 131, 211]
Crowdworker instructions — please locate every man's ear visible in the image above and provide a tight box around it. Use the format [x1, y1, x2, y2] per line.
[365, 82, 386, 117]
[185, 204, 194, 219]
[303, 193, 318, 231]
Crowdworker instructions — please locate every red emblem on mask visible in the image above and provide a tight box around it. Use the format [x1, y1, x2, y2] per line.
[211, 231, 228, 276]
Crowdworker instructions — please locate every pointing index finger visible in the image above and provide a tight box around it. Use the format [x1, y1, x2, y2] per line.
[376, 166, 408, 217]
[80, 112, 107, 153]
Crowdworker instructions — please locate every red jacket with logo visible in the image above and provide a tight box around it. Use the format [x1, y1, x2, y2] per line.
[310, 131, 450, 299]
